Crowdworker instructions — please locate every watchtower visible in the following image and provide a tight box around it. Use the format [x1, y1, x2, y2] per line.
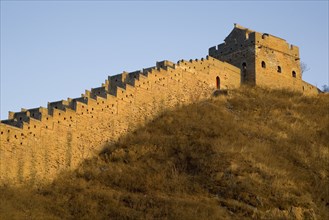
[209, 24, 302, 88]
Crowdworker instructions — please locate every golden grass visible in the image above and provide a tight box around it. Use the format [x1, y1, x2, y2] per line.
[1, 87, 328, 219]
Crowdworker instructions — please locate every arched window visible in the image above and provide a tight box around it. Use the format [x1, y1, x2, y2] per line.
[216, 76, 220, 89]
[292, 71, 296, 78]
[261, 61, 266, 68]
[277, 66, 282, 73]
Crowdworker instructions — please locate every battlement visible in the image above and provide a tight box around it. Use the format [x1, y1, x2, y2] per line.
[0, 24, 318, 186]
[210, 24, 299, 58]
[254, 32, 299, 58]
[156, 60, 175, 70]
[0, 56, 242, 185]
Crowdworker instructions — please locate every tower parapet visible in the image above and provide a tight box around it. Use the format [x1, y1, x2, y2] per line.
[209, 24, 317, 93]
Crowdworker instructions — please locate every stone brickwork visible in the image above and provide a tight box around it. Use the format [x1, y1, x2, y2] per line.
[209, 24, 319, 95]
[0, 24, 319, 186]
[0, 57, 240, 185]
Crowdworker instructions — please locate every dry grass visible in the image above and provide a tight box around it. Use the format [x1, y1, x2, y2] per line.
[1, 87, 328, 219]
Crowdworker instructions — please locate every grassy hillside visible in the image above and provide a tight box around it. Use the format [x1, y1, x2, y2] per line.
[1, 87, 328, 220]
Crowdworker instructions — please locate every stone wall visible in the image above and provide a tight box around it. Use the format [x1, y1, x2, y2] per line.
[0, 57, 240, 185]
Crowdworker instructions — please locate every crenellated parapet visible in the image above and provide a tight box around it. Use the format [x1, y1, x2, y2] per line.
[209, 24, 318, 93]
[0, 57, 241, 185]
[0, 23, 320, 186]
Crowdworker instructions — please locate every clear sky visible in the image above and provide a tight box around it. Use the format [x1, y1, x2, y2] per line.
[1, 1, 328, 119]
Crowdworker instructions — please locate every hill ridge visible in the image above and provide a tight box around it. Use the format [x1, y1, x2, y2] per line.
[1, 87, 328, 219]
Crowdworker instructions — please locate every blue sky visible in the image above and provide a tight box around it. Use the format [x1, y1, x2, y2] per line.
[1, 1, 328, 119]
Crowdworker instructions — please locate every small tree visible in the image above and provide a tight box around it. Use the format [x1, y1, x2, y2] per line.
[300, 62, 310, 77]
[322, 85, 329, 93]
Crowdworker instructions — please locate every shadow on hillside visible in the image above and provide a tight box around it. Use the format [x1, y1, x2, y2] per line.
[1, 87, 329, 220]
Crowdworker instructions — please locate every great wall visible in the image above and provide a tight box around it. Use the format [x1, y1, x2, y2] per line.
[0, 24, 319, 185]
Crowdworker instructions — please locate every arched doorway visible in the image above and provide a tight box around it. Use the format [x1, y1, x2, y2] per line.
[216, 76, 220, 89]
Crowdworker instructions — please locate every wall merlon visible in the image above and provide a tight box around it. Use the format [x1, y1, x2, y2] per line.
[74, 101, 88, 114]
[48, 100, 69, 111]
[91, 86, 108, 99]
[1, 119, 23, 129]
[102, 79, 109, 87]
[125, 70, 142, 86]
[8, 111, 15, 120]
[129, 70, 142, 75]
[47, 101, 68, 116]
[68, 97, 88, 111]
[74, 97, 88, 105]
[84, 90, 92, 98]
[90, 96, 108, 111]
[142, 66, 156, 75]
[0, 121, 24, 137]
[26, 107, 48, 121]
[108, 74, 128, 96]
[27, 117, 43, 127]
[109, 73, 126, 83]
[209, 46, 217, 55]
[133, 74, 148, 88]
[13, 111, 30, 123]
[95, 95, 107, 103]
[156, 60, 175, 70]
[51, 108, 67, 119]
[115, 87, 127, 100]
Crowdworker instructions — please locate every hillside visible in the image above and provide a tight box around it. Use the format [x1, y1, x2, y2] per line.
[1, 87, 328, 220]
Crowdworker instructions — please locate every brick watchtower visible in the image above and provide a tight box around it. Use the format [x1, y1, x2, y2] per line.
[209, 24, 303, 89]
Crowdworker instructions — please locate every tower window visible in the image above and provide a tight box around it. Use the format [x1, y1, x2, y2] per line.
[261, 61, 266, 68]
[292, 71, 296, 78]
[277, 66, 282, 73]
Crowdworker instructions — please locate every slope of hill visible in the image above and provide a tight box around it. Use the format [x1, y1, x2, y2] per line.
[1, 87, 328, 220]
